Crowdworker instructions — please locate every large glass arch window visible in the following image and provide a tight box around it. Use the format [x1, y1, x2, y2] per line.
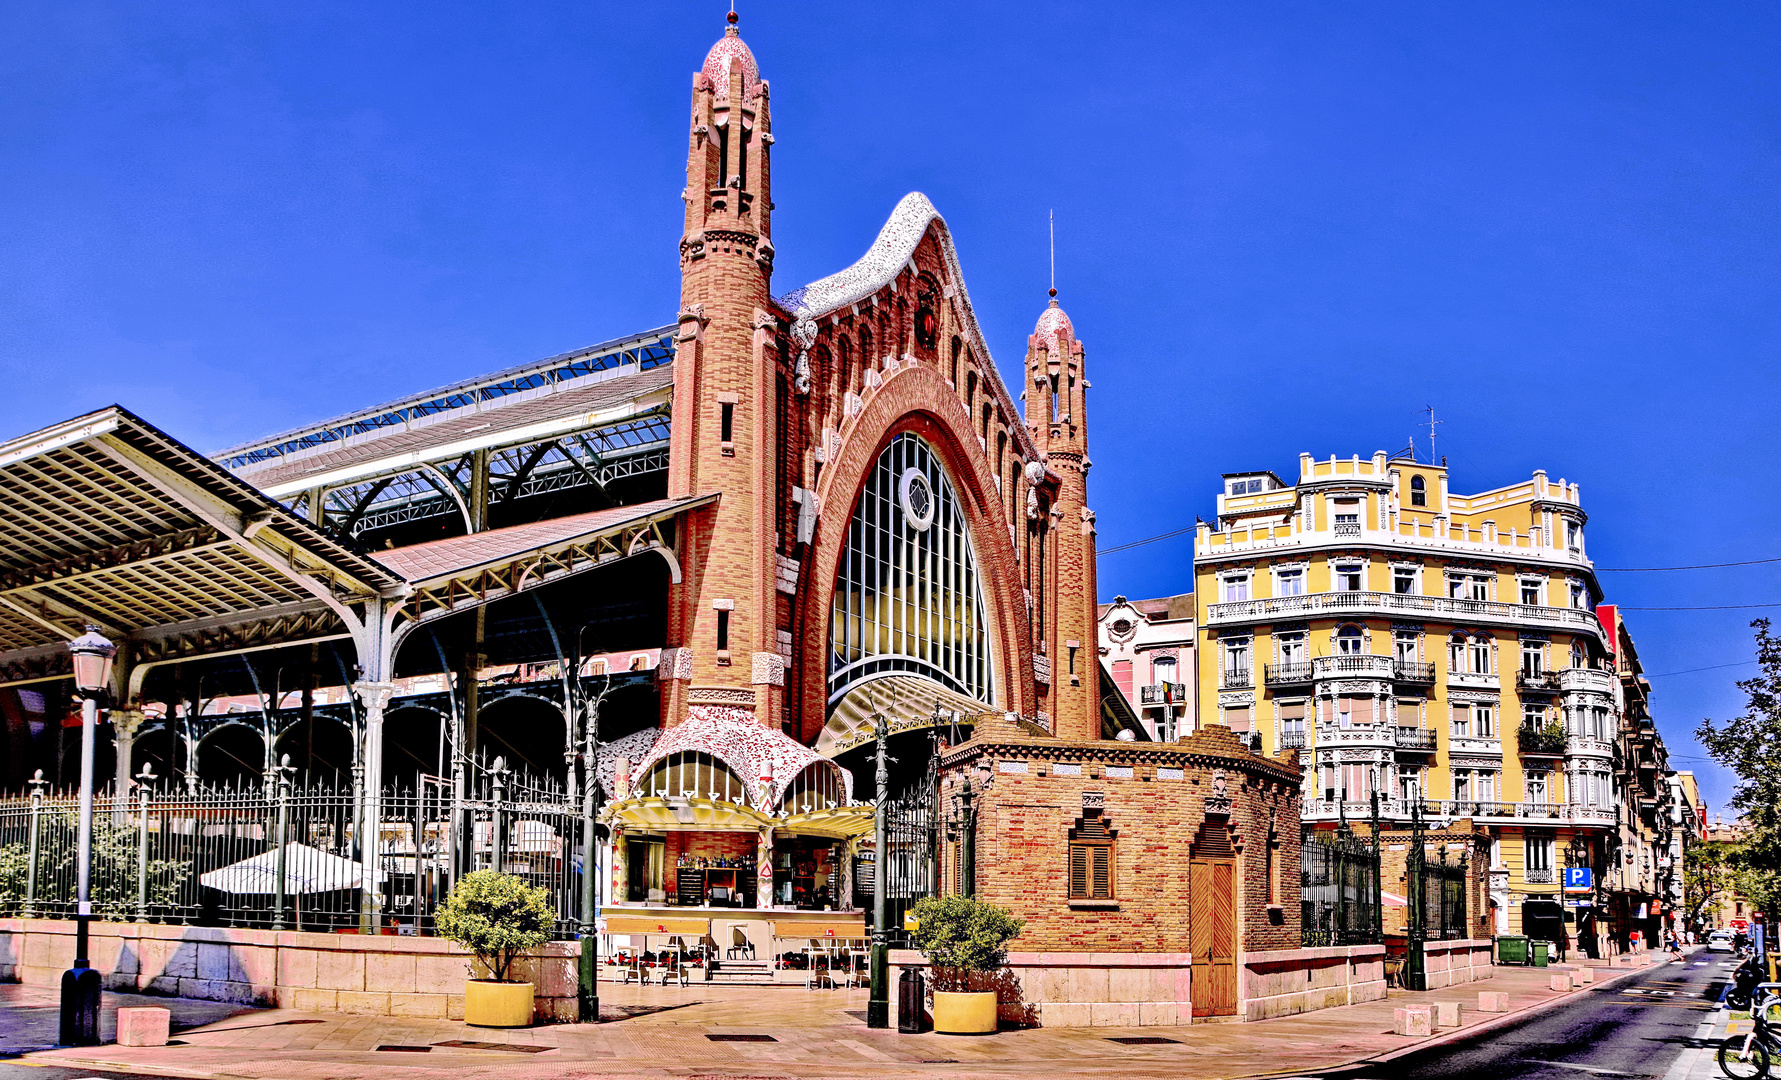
[828, 432, 994, 704]
[639, 751, 749, 805]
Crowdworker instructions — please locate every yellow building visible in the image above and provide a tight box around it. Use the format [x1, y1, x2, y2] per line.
[1193, 451, 1634, 941]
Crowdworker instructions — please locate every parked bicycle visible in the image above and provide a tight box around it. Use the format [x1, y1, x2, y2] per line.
[1718, 983, 1781, 1079]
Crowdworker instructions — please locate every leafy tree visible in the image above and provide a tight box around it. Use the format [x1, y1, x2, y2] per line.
[909, 894, 1024, 992]
[434, 870, 555, 982]
[1683, 842, 1731, 932]
[1696, 619, 1781, 927]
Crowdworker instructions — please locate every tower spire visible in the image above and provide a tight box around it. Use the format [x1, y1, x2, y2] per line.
[1049, 209, 1056, 298]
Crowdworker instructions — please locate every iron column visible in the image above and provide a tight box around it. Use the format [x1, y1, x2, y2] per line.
[867, 709, 890, 1028]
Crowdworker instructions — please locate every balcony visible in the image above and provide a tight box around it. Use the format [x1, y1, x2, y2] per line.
[1517, 724, 1569, 757]
[1517, 670, 1562, 693]
[1220, 668, 1252, 690]
[1566, 736, 1615, 759]
[1392, 660, 1436, 685]
[1394, 726, 1438, 751]
[1524, 867, 1556, 885]
[1312, 653, 1394, 680]
[1333, 522, 1362, 538]
[1278, 730, 1306, 750]
[1314, 722, 1393, 746]
[1138, 682, 1187, 706]
[1265, 662, 1314, 686]
[1447, 668, 1502, 690]
[1558, 667, 1616, 695]
[1204, 589, 1605, 640]
[1304, 799, 1618, 826]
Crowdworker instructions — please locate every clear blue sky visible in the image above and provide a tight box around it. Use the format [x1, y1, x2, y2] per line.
[3, 3, 1777, 813]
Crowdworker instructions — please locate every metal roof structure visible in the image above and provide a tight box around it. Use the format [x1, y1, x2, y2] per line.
[0, 407, 405, 691]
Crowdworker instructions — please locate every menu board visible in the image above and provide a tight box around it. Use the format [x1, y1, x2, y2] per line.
[675, 868, 705, 906]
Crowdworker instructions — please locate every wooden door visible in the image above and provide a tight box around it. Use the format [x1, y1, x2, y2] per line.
[1189, 823, 1238, 1017]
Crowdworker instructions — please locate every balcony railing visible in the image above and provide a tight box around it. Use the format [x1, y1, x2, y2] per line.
[1566, 736, 1615, 759]
[1524, 867, 1556, 885]
[1312, 653, 1394, 679]
[1333, 522, 1362, 538]
[1205, 590, 1605, 638]
[1392, 660, 1436, 684]
[1138, 682, 1187, 706]
[1303, 799, 1618, 826]
[1314, 723, 1394, 746]
[1265, 662, 1314, 686]
[1394, 727, 1438, 751]
[1220, 668, 1252, 689]
[1558, 667, 1616, 695]
[1278, 730, 1306, 749]
[1517, 670, 1562, 693]
[1517, 724, 1569, 756]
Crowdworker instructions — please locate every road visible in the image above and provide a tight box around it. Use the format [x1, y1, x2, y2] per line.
[1309, 951, 1732, 1080]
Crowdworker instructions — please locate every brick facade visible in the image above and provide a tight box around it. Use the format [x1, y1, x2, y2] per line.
[939, 718, 1304, 954]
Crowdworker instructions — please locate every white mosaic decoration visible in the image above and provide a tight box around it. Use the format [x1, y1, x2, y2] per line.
[634, 707, 851, 809]
[751, 651, 785, 686]
[595, 727, 662, 801]
[700, 27, 760, 104]
[657, 647, 694, 681]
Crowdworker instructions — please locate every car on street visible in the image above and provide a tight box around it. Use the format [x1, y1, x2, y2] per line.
[1708, 929, 1736, 952]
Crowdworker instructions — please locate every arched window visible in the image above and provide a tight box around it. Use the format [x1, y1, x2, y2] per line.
[1448, 630, 1490, 674]
[640, 752, 749, 805]
[828, 432, 993, 704]
[1335, 625, 1364, 655]
[1570, 642, 1586, 670]
[1410, 475, 1427, 507]
[782, 761, 845, 813]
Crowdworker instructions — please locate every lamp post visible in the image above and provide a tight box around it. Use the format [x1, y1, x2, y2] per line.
[1404, 797, 1428, 992]
[866, 708, 890, 1029]
[62, 625, 114, 1047]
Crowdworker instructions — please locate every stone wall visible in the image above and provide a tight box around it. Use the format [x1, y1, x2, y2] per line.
[1418, 937, 1494, 989]
[1238, 944, 1387, 1021]
[0, 918, 578, 1022]
[889, 949, 1192, 1028]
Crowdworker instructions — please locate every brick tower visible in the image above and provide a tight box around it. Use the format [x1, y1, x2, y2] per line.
[661, 12, 785, 731]
[1025, 291, 1101, 740]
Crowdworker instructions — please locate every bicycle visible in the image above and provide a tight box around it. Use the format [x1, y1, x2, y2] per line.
[1719, 983, 1781, 1079]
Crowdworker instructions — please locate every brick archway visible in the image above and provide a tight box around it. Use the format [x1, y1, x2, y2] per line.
[792, 360, 1033, 745]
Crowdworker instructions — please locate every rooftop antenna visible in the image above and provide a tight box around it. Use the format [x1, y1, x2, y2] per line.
[1048, 210, 1057, 299]
[1423, 406, 1443, 466]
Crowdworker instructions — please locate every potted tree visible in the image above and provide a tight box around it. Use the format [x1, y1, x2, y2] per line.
[908, 895, 1024, 1034]
[436, 870, 556, 1027]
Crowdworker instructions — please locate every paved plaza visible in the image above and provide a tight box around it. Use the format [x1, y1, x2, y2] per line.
[2, 956, 1667, 1080]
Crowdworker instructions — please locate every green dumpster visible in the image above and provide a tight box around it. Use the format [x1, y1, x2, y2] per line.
[1531, 940, 1551, 967]
[1497, 935, 1530, 966]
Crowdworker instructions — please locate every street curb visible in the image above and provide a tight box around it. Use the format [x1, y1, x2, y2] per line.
[1358, 959, 1671, 1068]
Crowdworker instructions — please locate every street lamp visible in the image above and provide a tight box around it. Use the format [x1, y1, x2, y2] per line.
[62, 625, 115, 1047]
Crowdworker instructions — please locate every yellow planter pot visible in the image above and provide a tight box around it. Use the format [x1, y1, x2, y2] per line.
[464, 980, 534, 1028]
[932, 990, 997, 1034]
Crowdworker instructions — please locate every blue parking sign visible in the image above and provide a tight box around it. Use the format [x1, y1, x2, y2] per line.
[1563, 867, 1593, 893]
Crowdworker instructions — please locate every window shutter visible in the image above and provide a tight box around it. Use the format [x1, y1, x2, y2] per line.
[1069, 844, 1088, 898]
[1092, 845, 1111, 899]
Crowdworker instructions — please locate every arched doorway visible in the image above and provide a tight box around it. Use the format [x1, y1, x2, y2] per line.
[475, 694, 568, 785]
[380, 706, 446, 789]
[273, 717, 354, 789]
[197, 722, 267, 789]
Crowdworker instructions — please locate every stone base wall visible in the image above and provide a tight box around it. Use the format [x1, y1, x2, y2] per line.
[890, 949, 1191, 1028]
[1239, 944, 1387, 1021]
[0, 918, 578, 1022]
[1419, 937, 1493, 989]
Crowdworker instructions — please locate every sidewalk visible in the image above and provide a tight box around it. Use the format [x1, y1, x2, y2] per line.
[12, 955, 1657, 1080]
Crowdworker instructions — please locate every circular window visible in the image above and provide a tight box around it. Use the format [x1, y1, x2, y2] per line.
[899, 467, 936, 531]
[1111, 619, 1133, 636]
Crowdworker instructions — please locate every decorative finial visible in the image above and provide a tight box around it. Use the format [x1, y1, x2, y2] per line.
[727, 2, 738, 25]
[1048, 209, 1056, 300]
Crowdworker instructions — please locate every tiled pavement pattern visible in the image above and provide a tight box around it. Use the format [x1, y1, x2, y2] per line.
[11, 956, 1657, 1080]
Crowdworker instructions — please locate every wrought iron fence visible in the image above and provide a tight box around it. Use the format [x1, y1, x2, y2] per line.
[1301, 829, 1380, 947]
[0, 764, 588, 939]
[1418, 849, 1468, 941]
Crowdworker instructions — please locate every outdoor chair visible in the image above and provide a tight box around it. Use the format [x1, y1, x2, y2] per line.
[727, 926, 756, 960]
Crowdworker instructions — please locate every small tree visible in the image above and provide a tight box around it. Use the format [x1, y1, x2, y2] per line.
[435, 870, 555, 983]
[1683, 843, 1730, 933]
[909, 894, 1024, 992]
[1697, 620, 1781, 929]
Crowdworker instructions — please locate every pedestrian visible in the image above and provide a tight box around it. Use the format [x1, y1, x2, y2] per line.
[1666, 931, 1683, 963]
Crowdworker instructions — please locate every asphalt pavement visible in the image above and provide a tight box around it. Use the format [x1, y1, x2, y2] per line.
[1301, 951, 1733, 1080]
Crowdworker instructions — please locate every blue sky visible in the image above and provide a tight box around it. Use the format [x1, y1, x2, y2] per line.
[3, 3, 1777, 813]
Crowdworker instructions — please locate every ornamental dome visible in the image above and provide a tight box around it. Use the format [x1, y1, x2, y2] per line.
[702, 21, 760, 103]
[1034, 297, 1073, 348]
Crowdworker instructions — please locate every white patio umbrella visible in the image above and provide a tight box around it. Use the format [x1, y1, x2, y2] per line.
[199, 842, 387, 895]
